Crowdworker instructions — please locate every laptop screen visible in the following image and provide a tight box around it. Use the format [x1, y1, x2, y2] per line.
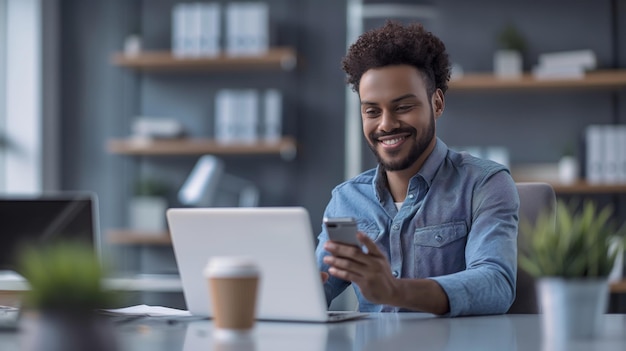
[0, 193, 98, 272]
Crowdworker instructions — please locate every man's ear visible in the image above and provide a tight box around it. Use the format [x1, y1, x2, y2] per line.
[432, 89, 445, 119]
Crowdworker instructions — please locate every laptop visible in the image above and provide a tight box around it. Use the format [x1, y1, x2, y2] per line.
[0, 193, 100, 329]
[0, 192, 100, 272]
[166, 207, 367, 322]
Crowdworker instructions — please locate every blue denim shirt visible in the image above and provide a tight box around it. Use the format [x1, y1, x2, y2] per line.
[316, 138, 519, 316]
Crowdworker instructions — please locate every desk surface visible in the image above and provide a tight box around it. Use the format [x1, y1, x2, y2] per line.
[0, 271, 183, 292]
[1, 313, 625, 351]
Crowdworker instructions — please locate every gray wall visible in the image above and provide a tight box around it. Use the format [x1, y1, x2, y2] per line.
[59, 0, 626, 254]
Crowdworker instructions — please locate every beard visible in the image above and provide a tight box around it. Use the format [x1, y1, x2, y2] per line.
[366, 111, 436, 172]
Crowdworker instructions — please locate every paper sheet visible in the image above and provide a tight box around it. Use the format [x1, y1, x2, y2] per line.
[105, 304, 192, 317]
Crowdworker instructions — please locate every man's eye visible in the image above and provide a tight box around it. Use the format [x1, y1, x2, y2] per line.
[396, 105, 413, 112]
[364, 109, 380, 117]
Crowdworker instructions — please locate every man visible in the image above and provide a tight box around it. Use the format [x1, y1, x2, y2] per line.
[316, 21, 519, 317]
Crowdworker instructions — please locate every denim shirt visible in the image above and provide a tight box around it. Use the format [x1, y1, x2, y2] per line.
[316, 138, 519, 316]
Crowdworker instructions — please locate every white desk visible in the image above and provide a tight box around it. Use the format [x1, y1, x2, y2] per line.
[0, 271, 182, 293]
[2, 313, 624, 351]
[123, 313, 626, 351]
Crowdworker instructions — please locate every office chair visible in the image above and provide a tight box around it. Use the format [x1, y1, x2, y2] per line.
[507, 182, 557, 314]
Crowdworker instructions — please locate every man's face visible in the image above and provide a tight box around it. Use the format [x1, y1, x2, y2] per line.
[359, 65, 443, 172]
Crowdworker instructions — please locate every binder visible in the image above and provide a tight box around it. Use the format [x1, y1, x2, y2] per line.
[226, 2, 269, 56]
[604, 126, 620, 183]
[263, 89, 282, 142]
[619, 125, 626, 183]
[172, 3, 187, 57]
[199, 3, 221, 57]
[215, 90, 238, 144]
[585, 125, 604, 184]
[237, 90, 259, 144]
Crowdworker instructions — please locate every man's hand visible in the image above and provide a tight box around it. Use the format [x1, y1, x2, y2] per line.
[323, 232, 398, 305]
[320, 271, 329, 283]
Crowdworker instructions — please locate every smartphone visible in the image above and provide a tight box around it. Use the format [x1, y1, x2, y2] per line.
[323, 217, 361, 247]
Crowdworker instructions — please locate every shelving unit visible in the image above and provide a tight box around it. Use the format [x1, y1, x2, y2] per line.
[107, 136, 297, 159]
[111, 47, 297, 71]
[108, 46, 300, 249]
[451, 70, 626, 193]
[449, 70, 626, 91]
[107, 48, 299, 158]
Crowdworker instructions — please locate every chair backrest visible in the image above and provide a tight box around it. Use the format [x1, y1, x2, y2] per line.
[507, 182, 556, 314]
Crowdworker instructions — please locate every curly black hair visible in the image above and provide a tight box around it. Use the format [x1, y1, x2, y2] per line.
[341, 21, 450, 97]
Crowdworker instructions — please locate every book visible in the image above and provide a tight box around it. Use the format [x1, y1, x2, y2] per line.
[538, 49, 597, 71]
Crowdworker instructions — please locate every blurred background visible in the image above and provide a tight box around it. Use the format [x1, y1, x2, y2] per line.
[1, 0, 625, 308]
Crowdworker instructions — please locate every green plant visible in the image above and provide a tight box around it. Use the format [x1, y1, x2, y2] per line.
[18, 241, 117, 312]
[497, 23, 527, 53]
[134, 177, 169, 197]
[519, 200, 625, 278]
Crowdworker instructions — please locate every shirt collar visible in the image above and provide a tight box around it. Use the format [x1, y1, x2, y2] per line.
[415, 137, 447, 188]
[373, 137, 448, 197]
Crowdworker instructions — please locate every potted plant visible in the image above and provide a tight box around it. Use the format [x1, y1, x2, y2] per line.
[17, 241, 119, 351]
[494, 23, 527, 78]
[557, 144, 578, 185]
[519, 200, 625, 343]
[129, 177, 169, 233]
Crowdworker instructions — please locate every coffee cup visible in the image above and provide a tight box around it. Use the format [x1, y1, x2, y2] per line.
[204, 256, 260, 336]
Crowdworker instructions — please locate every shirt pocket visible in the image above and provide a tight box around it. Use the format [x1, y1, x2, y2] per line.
[356, 220, 382, 241]
[414, 221, 468, 248]
[412, 221, 468, 276]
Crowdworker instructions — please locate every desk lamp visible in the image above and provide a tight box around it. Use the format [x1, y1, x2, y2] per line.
[178, 155, 259, 207]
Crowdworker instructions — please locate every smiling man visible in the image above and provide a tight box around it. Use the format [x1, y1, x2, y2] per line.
[316, 21, 520, 317]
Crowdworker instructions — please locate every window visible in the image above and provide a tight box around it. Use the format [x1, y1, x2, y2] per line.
[0, 0, 58, 193]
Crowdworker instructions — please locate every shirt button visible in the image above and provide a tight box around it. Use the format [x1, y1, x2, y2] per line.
[408, 194, 414, 199]
[435, 234, 443, 242]
[392, 224, 400, 230]
[392, 271, 399, 277]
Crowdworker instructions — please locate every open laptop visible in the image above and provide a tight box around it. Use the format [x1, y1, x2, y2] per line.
[166, 207, 367, 322]
[0, 192, 100, 329]
[0, 192, 100, 272]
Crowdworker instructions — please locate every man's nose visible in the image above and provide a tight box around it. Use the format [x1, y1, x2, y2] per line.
[379, 110, 400, 132]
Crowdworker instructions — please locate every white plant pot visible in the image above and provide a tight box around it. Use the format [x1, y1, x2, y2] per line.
[129, 196, 167, 232]
[537, 278, 609, 346]
[20, 311, 118, 351]
[494, 50, 523, 78]
[558, 156, 579, 185]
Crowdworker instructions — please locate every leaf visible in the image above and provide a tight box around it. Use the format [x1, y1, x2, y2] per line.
[17, 241, 119, 311]
[518, 199, 625, 278]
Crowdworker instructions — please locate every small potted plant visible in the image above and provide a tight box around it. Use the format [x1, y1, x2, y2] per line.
[494, 23, 527, 78]
[558, 144, 579, 185]
[519, 200, 625, 343]
[17, 241, 119, 351]
[130, 177, 169, 233]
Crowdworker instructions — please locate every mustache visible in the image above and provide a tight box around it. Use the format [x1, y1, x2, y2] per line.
[370, 127, 416, 140]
